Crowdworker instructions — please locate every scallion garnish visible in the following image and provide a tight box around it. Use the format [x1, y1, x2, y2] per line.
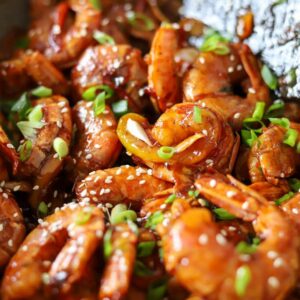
[111, 210, 137, 225]
[213, 208, 235, 220]
[18, 140, 32, 162]
[236, 241, 257, 254]
[193, 106, 202, 124]
[134, 260, 153, 277]
[82, 85, 114, 101]
[241, 129, 258, 147]
[89, 0, 101, 10]
[297, 142, 300, 154]
[38, 201, 48, 217]
[11, 93, 31, 120]
[17, 121, 44, 140]
[112, 100, 129, 117]
[235, 265, 251, 296]
[93, 92, 106, 116]
[145, 211, 164, 230]
[269, 117, 290, 128]
[283, 128, 298, 147]
[147, 278, 168, 300]
[252, 102, 265, 121]
[200, 32, 230, 55]
[242, 117, 264, 132]
[264, 99, 284, 118]
[127, 12, 155, 31]
[53, 137, 69, 159]
[93, 30, 115, 45]
[28, 105, 43, 122]
[31, 86, 53, 98]
[188, 190, 200, 198]
[157, 146, 175, 160]
[104, 228, 113, 259]
[261, 65, 278, 90]
[288, 178, 300, 192]
[275, 191, 295, 206]
[165, 194, 176, 204]
[75, 209, 93, 225]
[137, 241, 156, 258]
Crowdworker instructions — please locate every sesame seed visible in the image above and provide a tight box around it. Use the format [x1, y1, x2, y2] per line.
[198, 233, 208, 245]
[147, 169, 153, 176]
[233, 112, 241, 119]
[105, 176, 113, 184]
[268, 276, 279, 288]
[61, 107, 68, 113]
[116, 168, 122, 175]
[230, 54, 235, 61]
[267, 251, 278, 259]
[2, 193, 8, 199]
[8, 239, 13, 247]
[202, 129, 208, 136]
[53, 190, 58, 198]
[242, 201, 249, 210]
[273, 257, 284, 268]
[0, 224, 3, 231]
[33, 185, 40, 190]
[199, 57, 205, 64]
[13, 185, 21, 192]
[226, 190, 237, 198]
[6, 143, 14, 149]
[85, 154, 92, 160]
[248, 88, 256, 94]
[209, 179, 217, 188]
[292, 208, 299, 214]
[22, 245, 28, 251]
[216, 233, 227, 245]
[181, 258, 189, 266]
[237, 64, 243, 71]
[228, 66, 234, 73]
[127, 175, 134, 181]
[139, 180, 146, 185]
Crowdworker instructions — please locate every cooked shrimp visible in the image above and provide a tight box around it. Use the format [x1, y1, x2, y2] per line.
[160, 172, 299, 299]
[148, 24, 180, 112]
[248, 125, 300, 184]
[29, 0, 101, 68]
[2, 203, 104, 300]
[117, 103, 238, 173]
[75, 166, 172, 209]
[99, 223, 138, 300]
[184, 44, 271, 130]
[0, 51, 69, 98]
[0, 189, 25, 268]
[71, 44, 148, 112]
[71, 101, 121, 179]
[281, 193, 300, 229]
[18, 96, 72, 209]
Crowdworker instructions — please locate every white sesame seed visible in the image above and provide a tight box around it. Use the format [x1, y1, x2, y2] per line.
[237, 64, 243, 71]
[226, 190, 237, 198]
[13, 185, 21, 192]
[268, 276, 280, 288]
[22, 245, 28, 251]
[209, 179, 217, 188]
[127, 175, 134, 181]
[228, 67, 234, 73]
[6, 143, 14, 149]
[198, 233, 208, 245]
[8, 239, 13, 247]
[116, 168, 122, 175]
[139, 180, 146, 185]
[242, 201, 249, 210]
[0, 224, 3, 231]
[61, 107, 68, 113]
[267, 251, 278, 259]
[230, 54, 235, 61]
[53, 190, 58, 198]
[273, 257, 284, 268]
[147, 169, 153, 176]
[292, 208, 299, 214]
[199, 57, 205, 64]
[33, 185, 40, 190]
[2, 193, 8, 199]
[216, 233, 227, 245]
[202, 129, 208, 136]
[105, 176, 113, 184]
[233, 112, 241, 119]
[181, 258, 189, 266]
[85, 154, 92, 160]
[248, 88, 256, 94]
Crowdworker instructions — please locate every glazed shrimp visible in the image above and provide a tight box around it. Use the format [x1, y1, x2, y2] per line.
[2, 203, 104, 300]
[0, 51, 69, 98]
[160, 172, 299, 299]
[0, 189, 25, 268]
[71, 44, 148, 112]
[248, 125, 300, 184]
[99, 223, 138, 300]
[75, 166, 172, 209]
[18, 96, 72, 209]
[184, 44, 271, 130]
[148, 24, 180, 112]
[117, 103, 238, 173]
[71, 101, 122, 179]
[29, 0, 101, 68]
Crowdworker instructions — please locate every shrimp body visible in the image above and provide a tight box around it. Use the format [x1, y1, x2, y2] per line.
[71, 44, 148, 112]
[72, 101, 121, 178]
[2, 203, 104, 300]
[76, 166, 172, 209]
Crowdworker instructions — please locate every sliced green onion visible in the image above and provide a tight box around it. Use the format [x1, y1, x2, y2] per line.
[18, 140, 32, 162]
[28, 105, 43, 122]
[241, 130, 258, 147]
[112, 100, 129, 117]
[165, 194, 176, 204]
[17, 121, 44, 140]
[147, 278, 168, 300]
[75, 209, 93, 225]
[264, 100, 284, 118]
[53, 137, 69, 159]
[193, 106, 202, 124]
[89, 0, 101, 10]
[236, 241, 257, 255]
[297, 142, 300, 154]
[252, 237, 260, 245]
[242, 118, 264, 132]
[145, 211, 164, 230]
[157, 146, 175, 160]
[200, 32, 230, 55]
[82, 85, 114, 101]
[93, 30, 115, 45]
[213, 208, 235, 220]
[104, 228, 113, 259]
[111, 210, 137, 225]
[235, 265, 251, 296]
[273, 0, 287, 6]
[261, 65, 278, 90]
[188, 190, 200, 198]
[134, 260, 153, 277]
[275, 191, 295, 206]
[287, 68, 297, 86]
[127, 12, 155, 31]
[31, 86, 53, 98]
[283, 128, 298, 147]
[252, 102, 265, 121]
[15, 37, 29, 49]
[137, 241, 156, 258]
[11, 93, 31, 120]
[38, 201, 48, 217]
[111, 204, 127, 218]
[269, 117, 290, 128]
[93, 92, 106, 116]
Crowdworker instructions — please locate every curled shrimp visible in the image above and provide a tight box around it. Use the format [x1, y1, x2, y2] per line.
[248, 124, 300, 184]
[75, 166, 172, 209]
[2, 203, 104, 300]
[71, 101, 122, 178]
[183, 44, 270, 130]
[71, 44, 148, 112]
[117, 103, 238, 173]
[29, 0, 101, 68]
[160, 172, 299, 299]
[18, 96, 72, 209]
[0, 189, 25, 268]
[0, 51, 69, 98]
[148, 24, 180, 112]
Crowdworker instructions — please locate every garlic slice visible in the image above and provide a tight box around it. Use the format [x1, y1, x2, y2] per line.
[126, 118, 153, 146]
[174, 133, 204, 153]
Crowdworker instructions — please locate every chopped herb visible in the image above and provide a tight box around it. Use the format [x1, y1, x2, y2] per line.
[235, 265, 251, 296]
[145, 211, 164, 230]
[275, 191, 295, 206]
[31, 86, 53, 98]
[127, 12, 155, 31]
[112, 100, 129, 117]
[252, 102, 265, 121]
[53, 137, 69, 159]
[38, 201, 48, 217]
[75, 209, 92, 225]
[252, 237, 261, 245]
[165, 194, 176, 204]
[11, 93, 31, 120]
[193, 106, 202, 123]
[28, 105, 43, 122]
[242, 117, 264, 132]
[89, 0, 101, 10]
[241, 130, 258, 147]
[93, 92, 106, 116]
[264, 100, 284, 118]
[137, 241, 156, 258]
[188, 190, 200, 198]
[236, 241, 257, 254]
[213, 208, 235, 220]
[200, 32, 230, 55]
[18, 140, 32, 162]
[261, 65, 278, 90]
[134, 260, 153, 277]
[93, 30, 115, 45]
[111, 210, 137, 225]
[104, 228, 113, 259]
[82, 85, 114, 101]
[283, 128, 298, 147]
[297, 142, 300, 154]
[269, 117, 290, 128]
[147, 278, 168, 300]
[287, 68, 297, 86]
[17, 121, 44, 140]
[157, 146, 175, 160]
